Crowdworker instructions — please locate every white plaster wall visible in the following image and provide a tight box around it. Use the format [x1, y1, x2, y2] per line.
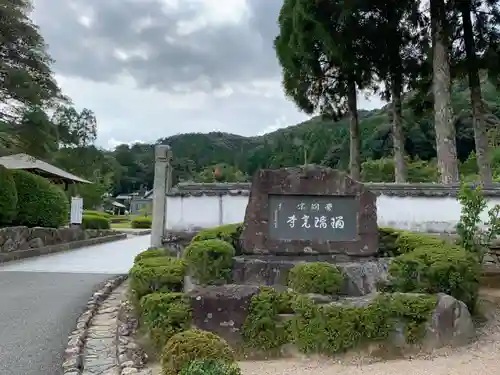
[165, 194, 500, 232]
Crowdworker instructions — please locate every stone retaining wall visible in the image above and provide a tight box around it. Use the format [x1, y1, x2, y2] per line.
[0, 226, 116, 253]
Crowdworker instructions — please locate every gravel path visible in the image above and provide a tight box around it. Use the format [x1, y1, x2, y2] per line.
[239, 290, 500, 375]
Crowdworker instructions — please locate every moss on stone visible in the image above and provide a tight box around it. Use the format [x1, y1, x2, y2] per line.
[288, 262, 344, 295]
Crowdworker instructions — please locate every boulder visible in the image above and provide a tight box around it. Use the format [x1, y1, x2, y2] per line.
[423, 293, 475, 348]
[187, 284, 261, 345]
[232, 256, 391, 296]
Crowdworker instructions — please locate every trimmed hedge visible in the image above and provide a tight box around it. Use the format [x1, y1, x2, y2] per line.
[0, 165, 18, 225]
[180, 360, 242, 375]
[83, 210, 111, 218]
[82, 214, 111, 229]
[288, 262, 344, 295]
[129, 256, 187, 305]
[242, 287, 293, 351]
[387, 244, 480, 310]
[134, 248, 168, 263]
[11, 170, 69, 228]
[161, 329, 235, 375]
[292, 292, 437, 353]
[242, 288, 437, 354]
[131, 216, 152, 229]
[183, 239, 235, 285]
[140, 292, 191, 350]
[191, 223, 243, 255]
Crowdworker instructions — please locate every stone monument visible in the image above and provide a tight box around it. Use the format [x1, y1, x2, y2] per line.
[240, 165, 378, 260]
[150, 144, 173, 248]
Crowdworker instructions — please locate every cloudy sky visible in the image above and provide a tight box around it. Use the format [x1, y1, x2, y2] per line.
[32, 0, 384, 149]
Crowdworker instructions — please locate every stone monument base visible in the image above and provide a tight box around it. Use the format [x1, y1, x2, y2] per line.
[232, 256, 391, 297]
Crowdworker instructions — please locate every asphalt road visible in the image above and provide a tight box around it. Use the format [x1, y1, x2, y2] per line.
[0, 235, 150, 375]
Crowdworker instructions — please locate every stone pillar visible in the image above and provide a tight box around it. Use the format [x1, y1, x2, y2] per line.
[151, 145, 172, 248]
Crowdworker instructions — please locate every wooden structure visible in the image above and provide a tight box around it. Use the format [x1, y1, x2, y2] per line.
[0, 153, 90, 189]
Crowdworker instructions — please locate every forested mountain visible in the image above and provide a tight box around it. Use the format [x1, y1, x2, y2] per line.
[87, 77, 500, 196]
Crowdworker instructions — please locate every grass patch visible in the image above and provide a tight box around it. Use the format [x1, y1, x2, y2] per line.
[111, 221, 132, 229]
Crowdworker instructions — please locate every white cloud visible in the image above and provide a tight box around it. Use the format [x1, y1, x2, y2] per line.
[34, 0, 385, 149]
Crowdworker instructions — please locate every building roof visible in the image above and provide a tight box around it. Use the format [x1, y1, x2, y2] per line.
[164, 181, 500, 197]
[0, 153, 91, 184]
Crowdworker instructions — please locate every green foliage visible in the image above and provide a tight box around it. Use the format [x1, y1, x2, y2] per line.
[361, 158, 439, 182]
[456, 183, 500, 262]
[82, 214, 111, 229]
[161, 329, 235, 375]
[83, 210, 111, 218]
[134, 248, 169, 263]
[292, 293, 437, 354]
[377, 227, 403, 257]
[131, 216, 152, 229]
[395, 231, 449, 254]
[288, 262, 344, 295]
[140, 292, 191, 351]
[0, 165, 18, 225]
[11, 170, 69, 228]
[243, 287, 436, 353]
[388, 245, 480, 310]
[42, 79, 500, 193]
[191, 224, 243, 255]
[129, 256, 186, 305]
[180, 360, 242, 375]
[242, 288, 293, 351]
[183, 239, 235, 285]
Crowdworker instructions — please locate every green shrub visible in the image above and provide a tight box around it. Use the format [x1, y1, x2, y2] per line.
[83, 210, 111, 218]
[456, 183, 500, 262]
[131, 216, 152, 229]
[140, 292, 191, 350]
[243, 288, 437, 354]
[183, 239, 235, 285]
[388, 244, 480, 310]
[134, 248, 168, 263]
[82, 214, 111, 229]
[12, 170, 69, 228]
[0, 165, 18, 225]
[242, 287, 292, 351]
[292, 292, 437, 354]
[288, 262, 344, 295]
[180, 360, 242, 375]
[129, 257, 187, 304]
[191, 223, 243, 255]
[161, 329, 235, 375]
[395, 231, 449, 254]
[378, 227, 402, 257]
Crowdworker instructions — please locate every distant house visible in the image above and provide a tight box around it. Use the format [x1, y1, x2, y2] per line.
[0, 153, 90, 189]
[116, 188, 153, 215]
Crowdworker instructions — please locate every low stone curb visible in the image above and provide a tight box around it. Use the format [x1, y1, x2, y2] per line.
[62, 274, 127, 375]
[0, 233, 128, 264]
[116, 295, 151, 374]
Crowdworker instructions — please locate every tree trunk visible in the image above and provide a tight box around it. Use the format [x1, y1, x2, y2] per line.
[347, 79, 361, 181]
[430, 0, 460, 184]
[391, 76, 406, 183]
[460, 0, 493, 185]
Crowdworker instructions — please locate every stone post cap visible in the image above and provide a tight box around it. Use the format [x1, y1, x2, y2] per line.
[155, 144, 172, 160]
